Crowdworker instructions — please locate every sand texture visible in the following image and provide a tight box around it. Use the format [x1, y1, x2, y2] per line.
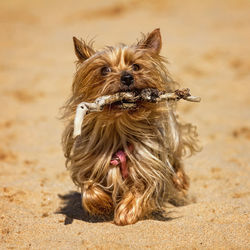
[0, 0, 250, 249]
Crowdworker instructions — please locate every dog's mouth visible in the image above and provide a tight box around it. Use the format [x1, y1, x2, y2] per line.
[109, 89, 142, 110]
[109, 88, 159, 110]
[110, 99, 139, 110]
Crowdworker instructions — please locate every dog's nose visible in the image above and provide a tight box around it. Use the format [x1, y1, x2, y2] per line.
[121, 72, 134, 86]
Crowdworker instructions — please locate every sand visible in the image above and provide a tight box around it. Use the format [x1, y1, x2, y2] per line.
[0, 0, 249, 249]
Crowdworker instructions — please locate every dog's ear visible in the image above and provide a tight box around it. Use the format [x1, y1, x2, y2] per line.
[73, 37, 95, 62]
[137, 28, 162, 54]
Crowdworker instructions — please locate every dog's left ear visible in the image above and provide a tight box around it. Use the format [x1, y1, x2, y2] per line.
[73, 37, 95, 62]
[137, 28, 162, 54]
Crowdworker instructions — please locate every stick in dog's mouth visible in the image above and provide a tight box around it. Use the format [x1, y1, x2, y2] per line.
[110, 100, 138, 110]
[73, 88, 201, 138]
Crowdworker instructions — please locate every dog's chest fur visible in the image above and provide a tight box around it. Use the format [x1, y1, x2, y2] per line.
[71, 105, 176, 187]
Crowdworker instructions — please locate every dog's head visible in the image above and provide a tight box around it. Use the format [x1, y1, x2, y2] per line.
[71, 29, 174, 107]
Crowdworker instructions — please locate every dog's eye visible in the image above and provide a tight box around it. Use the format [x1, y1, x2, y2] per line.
[101, 66, 111, 76]
[132, 64, 140, 71]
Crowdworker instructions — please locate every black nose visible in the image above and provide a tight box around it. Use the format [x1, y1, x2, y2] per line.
[121, 72, 134, 86]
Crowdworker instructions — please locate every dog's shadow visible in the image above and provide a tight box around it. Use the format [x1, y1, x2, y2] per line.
[56, 191, 113, 225]
[56, 191, 184, 225]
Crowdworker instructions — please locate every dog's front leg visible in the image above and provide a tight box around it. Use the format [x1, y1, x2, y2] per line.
[113, 190, 147, 226]
[81, 182, 113, 216]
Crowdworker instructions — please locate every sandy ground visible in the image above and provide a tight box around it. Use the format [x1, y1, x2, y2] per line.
[0, 0, 250, 249]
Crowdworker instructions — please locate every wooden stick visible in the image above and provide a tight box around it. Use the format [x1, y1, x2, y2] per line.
[73, 88, 201, 138]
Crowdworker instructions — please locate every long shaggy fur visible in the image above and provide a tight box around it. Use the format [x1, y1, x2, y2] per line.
[61, 29, 199, 225]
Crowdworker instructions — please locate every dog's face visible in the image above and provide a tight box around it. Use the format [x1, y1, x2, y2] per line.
[72, 29, 170, 104]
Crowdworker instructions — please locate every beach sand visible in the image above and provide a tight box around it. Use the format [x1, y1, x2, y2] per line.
[0, 0, 249, 248]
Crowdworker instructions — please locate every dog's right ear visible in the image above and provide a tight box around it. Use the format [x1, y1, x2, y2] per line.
[73, 37, 95, 62]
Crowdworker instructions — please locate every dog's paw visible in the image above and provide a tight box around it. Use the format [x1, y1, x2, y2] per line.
[172, 170, 190, 191]
[82, 184, 113, 215]
[113, 193, 143, 226]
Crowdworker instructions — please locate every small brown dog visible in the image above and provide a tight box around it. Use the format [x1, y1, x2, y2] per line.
[61, 28, 199, 225]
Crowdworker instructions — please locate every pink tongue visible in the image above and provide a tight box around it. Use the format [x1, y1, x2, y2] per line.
[110, 150, 128, 179]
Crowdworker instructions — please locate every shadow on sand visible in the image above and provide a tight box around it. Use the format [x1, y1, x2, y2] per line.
[56, 191, 112, 225]
[56, 191, 179, 225]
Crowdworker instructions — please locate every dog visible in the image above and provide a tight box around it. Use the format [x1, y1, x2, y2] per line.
[61, 28, 199, 225]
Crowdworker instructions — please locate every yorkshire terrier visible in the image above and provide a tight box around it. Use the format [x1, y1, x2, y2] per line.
[61, 28, 199, 225]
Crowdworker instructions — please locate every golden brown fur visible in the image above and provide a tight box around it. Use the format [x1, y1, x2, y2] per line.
[61, 29, 199, 225]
